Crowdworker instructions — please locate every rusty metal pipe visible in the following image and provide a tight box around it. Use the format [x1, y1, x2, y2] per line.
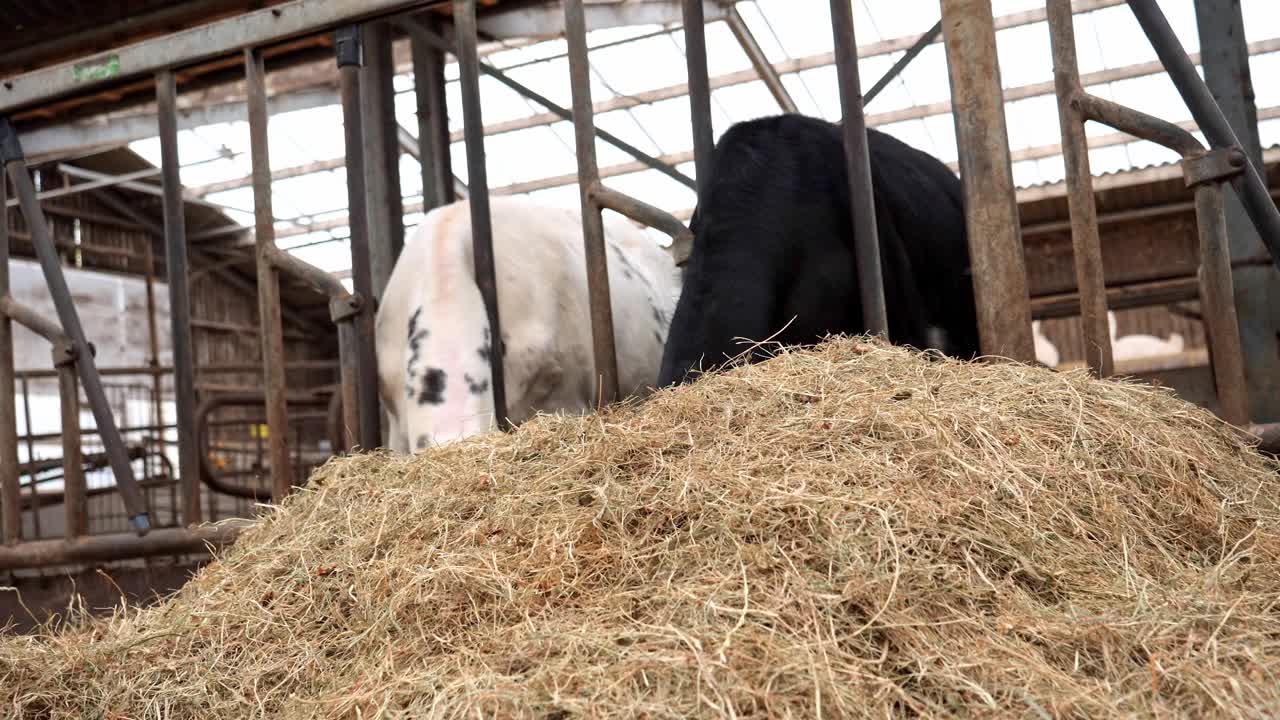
[682, 0, 716, 202]
[244, 48, 294, 503]
[1194, 183, 1250, 426]
[1047, 0, 1114, 376]
[940, 0, 1035, 362]
[589, 183, 694, 252]
[725, 6, 797, 114]
[0, 522, 248, 571]
[1075, 94, 1204, 157]
[0, 175, 17, 545]
[830, 0, 888, 337]
[156, 69, 201, 527]
[564, 0, 621, 408]
[195, 392, 331, 500]
[336, 25, 382, 451]
[55, 348, 86, 539]
[453, 1, 513, 427]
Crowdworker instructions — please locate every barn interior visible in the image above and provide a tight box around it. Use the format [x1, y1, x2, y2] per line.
[1, 0, 1278, 631]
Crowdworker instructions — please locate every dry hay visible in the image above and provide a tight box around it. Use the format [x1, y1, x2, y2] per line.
[3, 336, 1280, 719]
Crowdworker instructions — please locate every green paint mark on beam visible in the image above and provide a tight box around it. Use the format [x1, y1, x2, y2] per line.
[71, 55, 121, 83]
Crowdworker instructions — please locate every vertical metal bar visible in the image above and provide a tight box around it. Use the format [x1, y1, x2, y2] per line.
[863, 20, 943, 106]
[56, 353, 85, 539]
[725, 7, 798, 114]
[411, 13, 456, 210]
[0, 175, 18, 544]
[19, 377, 37, 539]
[939, 0, 1035, 362]
[829, 0, 888, 337]
[563, 0, 620, 407]
[244, 48, 294, 502]
[0, 118, 151, 532]
[336, 25, 384, 449]
[1194, 0, 1280, 422]
[1196, 183, 1250, 426]
[682, 0, 716, 202]
[142, 239, 165, 493]
[1127, 0, 1280, 270]
[453, 0, 512, 425]
[1046, 0, 1114, 377]
[156, 70, 201, 525]
[362, 19, 405, 300]
[336, 321, 360, 452]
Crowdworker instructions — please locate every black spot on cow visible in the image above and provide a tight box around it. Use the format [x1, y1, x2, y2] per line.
[463, 373, 490, 395]
[417, 368, 446, 405]
[416, 434, 430, 450]
[651, 305, 666, 326]
[653, 330, 663, 344]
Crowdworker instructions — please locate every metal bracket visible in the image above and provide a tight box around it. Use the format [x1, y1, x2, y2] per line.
[1183, 146, 1247, 188]
[51, 340, 78, 367]
[335, 25, 364, 68]
[0, 116, 22, 164]
[329, 293, 363, 323]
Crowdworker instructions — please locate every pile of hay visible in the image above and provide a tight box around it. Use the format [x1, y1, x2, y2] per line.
[4, 337, 1279, 718]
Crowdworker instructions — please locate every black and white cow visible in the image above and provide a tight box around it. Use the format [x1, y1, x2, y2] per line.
[377, 196, 678, 452]
[657, 113, 980, 386]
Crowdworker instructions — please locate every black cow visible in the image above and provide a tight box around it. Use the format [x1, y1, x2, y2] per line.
[657, 113, 980, 386]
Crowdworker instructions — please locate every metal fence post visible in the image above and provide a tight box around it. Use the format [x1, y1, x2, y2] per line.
[336, 25, 383, 449]
[411, 13, 456, 211]
[0, 117, 152, 533]
[53, 342, 86, 538]
[362, 19, 405, 300]
[156, 69, 201, 524]
[681, 0, 716, 203]
[939, 0, 1035, 362]
[1047, 0, 1114, 376]
[830, 0, 888, 337]
[0, 175, 18, 544]
[244, 49, 294, 502]
[564, 0, 621, 408]
[453, 0, 512, 426]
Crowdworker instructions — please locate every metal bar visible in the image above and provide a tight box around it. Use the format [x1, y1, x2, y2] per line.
[564, 0, 621, 408]
[156, 69, 202, 527]
[336, 320, 360, 453]
[939, 0, 1035, 362]
[590, 184, 694, 255]
[0, 522, 248, 571]
[682, 0, 716, 202]
[863, 20, 943, 106]
[55, 353, 86, 539]
[830, 0, 888, 337]
[2, 166, 162, 209]
[410, 13, 455, 210]
[362, 19, 405, 301]
[0, 117, 152, 533]
[1195, 0, 1280, 423]
[1047, 0, 1113, 376]
[400, 16, 697, 192]
[336, 25, 383, 450]
[1075, 94, 1202, 156]
[56, 165, 229, 212]
[1127, 0, 1280, 271]
[142, 236, 166, 498]
[725, 6, 798, 114]
[19, 377, 38, 539]
[0, 175, 18, 545]
[454, 0, 512, 428]
[1195, 183, 1250, 426]
[244, 48, 294, 502]
[0, 0, 440, 115]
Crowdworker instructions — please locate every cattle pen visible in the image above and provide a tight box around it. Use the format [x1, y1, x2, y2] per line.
[1, 0, 1279, 629]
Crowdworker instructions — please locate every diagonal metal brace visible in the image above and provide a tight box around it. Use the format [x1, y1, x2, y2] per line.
[0, 115, 152, 534]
